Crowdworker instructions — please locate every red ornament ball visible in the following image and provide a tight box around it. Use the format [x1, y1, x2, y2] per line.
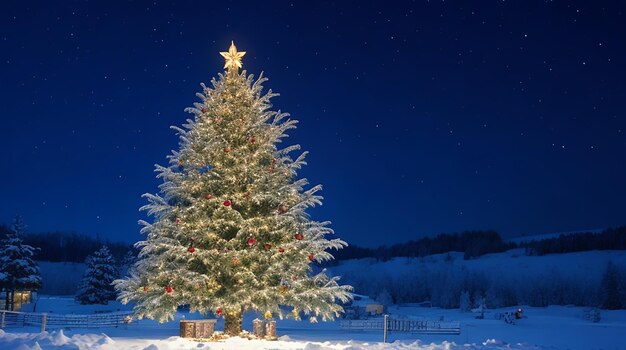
[216, 308, 223, 316]
[166, 285, 173, 293]
[278, 247, 285, 253]
[247, 237, 256, 246]
[175, 218, 181, 224]
[224, 147, 231, 153]
[248, 136, 255, 143]
[205, 193, 213, 200]
[201, 107, 207, 113]
[223, 199, 232, 207]
[264, 243, 272, 251]
[188, 246, 196, 253]
[295, 232, 303, 241]
[308, 254, 315, 262]
[143, 286, 148, 292]
[243, 192, 250, 199]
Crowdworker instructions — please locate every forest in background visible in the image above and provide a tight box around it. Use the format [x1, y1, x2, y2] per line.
[330, 227, 626, 262]
[0, 225, 132, 263]
[2, 222, 625, 309]
[0, 224, 625, 264]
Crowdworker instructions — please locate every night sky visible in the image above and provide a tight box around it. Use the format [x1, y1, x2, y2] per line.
[1, 1, 625, 247]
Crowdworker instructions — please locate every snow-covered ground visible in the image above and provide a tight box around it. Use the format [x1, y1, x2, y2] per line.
[11, 250, 624, 349]
[2, 296, 625, 349]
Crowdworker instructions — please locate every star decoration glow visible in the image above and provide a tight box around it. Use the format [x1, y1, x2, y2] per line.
[220, 41, 246, 71]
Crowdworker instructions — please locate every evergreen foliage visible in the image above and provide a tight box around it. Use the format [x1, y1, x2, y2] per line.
[375, 288, 393, 306]
[521, 227, 626, 256]
[0, 216, 42, 310]
[21, 231, 131, 263]
[334, 252, 626, 310]
[330, 226, 626, 263]
[331, 230, 513, 262]
[459, 290, 471, 312]
[114, 51, 351, 333]
[2, 223, 623, 265]
[75, 246, 119, 305]
[601, 261, 622, 310]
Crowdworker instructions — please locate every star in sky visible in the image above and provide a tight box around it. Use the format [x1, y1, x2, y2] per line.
[1, 1, 625, 247]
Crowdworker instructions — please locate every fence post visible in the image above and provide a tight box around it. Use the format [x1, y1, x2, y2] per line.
[383, 314, 388, 343]
[41, 313, 47, 333]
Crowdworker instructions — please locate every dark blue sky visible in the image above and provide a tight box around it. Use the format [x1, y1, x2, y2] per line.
[1, 1, 625, 247]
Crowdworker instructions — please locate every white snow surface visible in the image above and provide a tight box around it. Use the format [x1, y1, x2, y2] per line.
[4, 250, 624, 349]
[2, 295, 626, 350]
[0, 328, 544, 350]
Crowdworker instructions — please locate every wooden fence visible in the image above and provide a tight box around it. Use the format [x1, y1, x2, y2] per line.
[0, 310, 133, 332]
[340, 316, 461, 335]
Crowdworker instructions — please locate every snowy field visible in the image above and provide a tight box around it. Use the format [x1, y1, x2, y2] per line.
[1, 296, 626, 349]
[14, 250, 626, 349]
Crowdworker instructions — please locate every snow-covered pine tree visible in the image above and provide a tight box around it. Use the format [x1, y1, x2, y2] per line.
[375, 288, 393, 307]
[114, 42, 352, 335]
[601, 260, 622, 310]
[459, 290, 471, 312]
[76, 245, 119, 305]
[0, 216, 42, 310]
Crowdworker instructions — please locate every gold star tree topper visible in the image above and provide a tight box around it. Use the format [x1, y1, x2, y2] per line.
[220, 41, 246, 71]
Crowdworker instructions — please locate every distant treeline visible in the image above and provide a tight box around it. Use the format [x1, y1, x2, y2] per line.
[332, 230, 514, 262]
[520, 226, 626, 256]
[331, 227, 626, 262]
[0, 225, 132, 263]
[1, 224, 625, 263]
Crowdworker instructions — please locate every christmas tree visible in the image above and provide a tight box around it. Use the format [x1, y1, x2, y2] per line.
[76, 245, 119, 305]
[0, 216, 42, 310]
[115, 42, 352, 335]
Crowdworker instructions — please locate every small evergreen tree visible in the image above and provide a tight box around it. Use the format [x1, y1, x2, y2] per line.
[459, 290, 471, 312]
[375, 288, 394, 307]
[601, 260, 622, 310]
[472, 292, 486, 319]
[0, 216, 42, 310]
[76, 246, 119, 305]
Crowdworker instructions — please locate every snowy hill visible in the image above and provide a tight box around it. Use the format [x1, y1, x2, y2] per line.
[329, 249, 626, 308]
[507, 229, 603, 245]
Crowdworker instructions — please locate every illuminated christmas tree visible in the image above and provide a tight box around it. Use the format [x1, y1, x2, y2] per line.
[115, 42, 352, 336]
